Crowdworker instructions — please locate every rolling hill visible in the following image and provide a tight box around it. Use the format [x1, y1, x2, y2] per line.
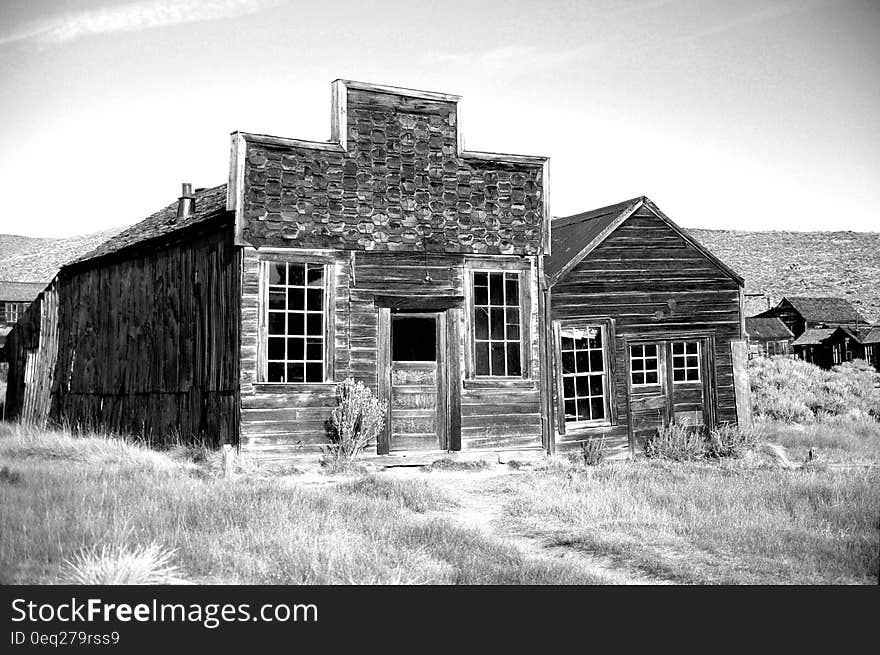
[1, 227, 877, 322]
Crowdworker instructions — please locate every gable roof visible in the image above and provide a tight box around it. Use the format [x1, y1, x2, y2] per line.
[67, 184, 230, 270]
[781, 296, 867, 325]
[791, 327, 842, 346]
[860, 327, 880, 344]
[0, 281, 46, 302]
[546, 196, 744, 286]
[745, 317, 793, 340]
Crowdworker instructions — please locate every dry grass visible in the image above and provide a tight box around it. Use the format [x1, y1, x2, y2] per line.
[0, 421, 606, 585]
[501, 418, 880, 585]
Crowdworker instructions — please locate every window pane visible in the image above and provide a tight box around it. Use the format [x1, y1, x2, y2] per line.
[268, 312, 285, 335]
[475, 342, 490, 375]
[267, 362, 284, 382]
[307, 264, 324, 287]
[632, 357, 644, 371]
[646, 372, 658, 384]
[267, 337, 285, 360]
[307, 313, 323, 336]
[505, 308, 520, 339]
[563, 377, 575, 398]
[287, 337, 304, 361]
[591, 398, 605, 420]
[287, 313, 304, 335]
[576, 398, 589, 421]
[306, 338, 322, 361]
[268, 262, 286, 285]
[576, 376, 589, 396]
[306, 363, 323, 382]
[589, 350, 604, 372]
[504, 275, 519, 304]
[564, 400, 576, 420]
[588, 327, 602, 349]
[575, 351, 590, 373]
[288, 288, 304, 311]
[491, 343, 506, 375]
[489, 273, 504, 305]
[473, 272, 488, 288]
[561, 336, 574, 351]
[589, 375, 603, 396]
[269, 290, 286, 310]
[562, 351, 575, 374]
[306, 288, 323, 311]
[673, 342, 683, 355]
[288, 264, 305, 286]
[645, 344, 657, 357]
[474, 280, 488, 305]
[490, 308, 505, 339]
[674, 369, 685, 382]
[287, 363, 305, 383]
[506, 343, 521, 376]
[475, 308, 489, 340]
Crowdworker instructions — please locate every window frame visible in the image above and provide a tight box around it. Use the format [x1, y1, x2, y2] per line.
[257, 254, 336, 385]
[629, 343, 661, 388]
[554, 318, 615, 429]
[464, 261, 531, 381]
[671, 340, 702, 384]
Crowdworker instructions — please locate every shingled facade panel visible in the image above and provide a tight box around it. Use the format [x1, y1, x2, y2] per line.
[234, 83, 546, 255]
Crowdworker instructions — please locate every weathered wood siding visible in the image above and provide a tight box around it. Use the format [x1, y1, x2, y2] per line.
[550, 207, 743, 453]
[3, 281, 58, 423]
[48, 224, 240, 446]
[239, 247, 544, 460]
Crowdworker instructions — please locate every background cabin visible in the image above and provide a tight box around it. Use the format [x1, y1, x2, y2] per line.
[0, 281, 45, 357]
[744, 317, 794, 358]
[791, 325, 862, 368]
[544, 197, 749, 457]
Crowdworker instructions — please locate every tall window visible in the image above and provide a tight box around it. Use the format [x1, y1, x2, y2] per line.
[672, 341, 701, 382]
[472, 271, 522, 377]
[2, 302, 24, 323]
[630, 344, 659, 386]
[265, 261, 325, 383]
[560, 325, 608, 423]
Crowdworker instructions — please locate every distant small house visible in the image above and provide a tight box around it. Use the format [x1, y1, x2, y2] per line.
[855, 326, 880, 370]
[755, 296, 868, 337]
[744, 317, 793, 358]
[790, 326, 862, 368]
[0, 281, 46, 358]
[754, 295, 871, 369]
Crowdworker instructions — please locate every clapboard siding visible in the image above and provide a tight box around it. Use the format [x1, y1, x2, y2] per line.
[550, 207, 743, 454]
[239, 246, 544, 458]
[43, 222, 240, 446]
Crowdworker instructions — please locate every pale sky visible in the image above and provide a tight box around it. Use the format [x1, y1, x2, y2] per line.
[0, 0, 878, 237]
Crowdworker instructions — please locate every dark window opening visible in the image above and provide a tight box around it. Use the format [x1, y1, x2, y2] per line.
[392, 316, 436, 361]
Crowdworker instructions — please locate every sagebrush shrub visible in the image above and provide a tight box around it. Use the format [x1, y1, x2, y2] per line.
[324, 378, 387, 462]
[579, 435, 606, 466]
[644, 424, 706, 461]
[705, 422, 765, 459]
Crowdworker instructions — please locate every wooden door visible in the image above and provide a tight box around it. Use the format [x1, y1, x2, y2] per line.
[627, 337, 711, 451]
[388, 313, 446, 452]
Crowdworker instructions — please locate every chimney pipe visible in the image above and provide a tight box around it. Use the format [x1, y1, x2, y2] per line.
[177, 182, 195, 220]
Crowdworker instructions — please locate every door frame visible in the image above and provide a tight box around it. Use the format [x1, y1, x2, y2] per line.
[623, 330, 716, 453]
[378, 307, 459, 454]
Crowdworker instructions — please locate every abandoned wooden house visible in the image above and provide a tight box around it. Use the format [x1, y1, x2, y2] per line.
[754, 295, 872, 369]
[744, 316, 794, 358]
[0, 281, 46, 356]
[3, 80, 751, 460]
[545, 197, 749, 456]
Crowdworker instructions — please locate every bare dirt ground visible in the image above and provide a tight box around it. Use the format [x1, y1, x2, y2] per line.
[384, 466, 671, 585]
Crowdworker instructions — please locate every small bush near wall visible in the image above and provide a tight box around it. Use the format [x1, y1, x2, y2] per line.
[645, 423, 765, 462]
[577, 435, 606, 466]
[323, 378, 387, 464]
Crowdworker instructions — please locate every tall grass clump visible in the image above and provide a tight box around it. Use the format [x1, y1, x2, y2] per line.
[324, 378, 387, 464]
[61, 542, 187, 585]
[578, 435, 606, 466]
[749, 356, 880, 423]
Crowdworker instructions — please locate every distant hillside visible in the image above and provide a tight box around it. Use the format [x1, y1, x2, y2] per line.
[0, 229, 123, 283]
[692, 229, 880, 322]
[1, 226, 878, 323]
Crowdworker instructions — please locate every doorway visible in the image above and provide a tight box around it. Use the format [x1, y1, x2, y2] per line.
[388, 312, 446, 452]
[627, 336, 713, 449]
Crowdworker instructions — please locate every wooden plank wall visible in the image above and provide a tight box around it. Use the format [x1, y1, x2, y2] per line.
[48, 224, 240, 446]
[3, 280, 59, 423]
[239, 248, 545, 460]
[550, 207, 743, 453]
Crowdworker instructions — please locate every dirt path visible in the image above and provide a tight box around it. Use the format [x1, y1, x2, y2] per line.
[386, 466, 671, 585]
